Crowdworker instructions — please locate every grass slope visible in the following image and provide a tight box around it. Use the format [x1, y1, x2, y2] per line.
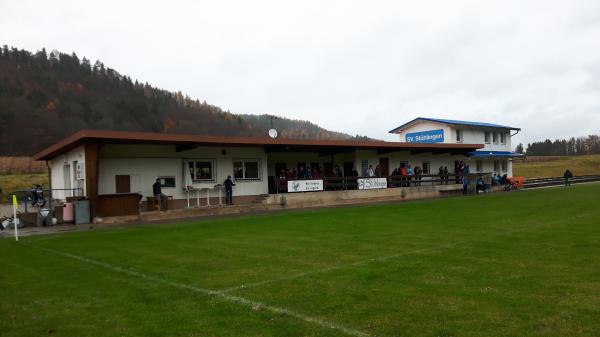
[1, 184, 599, 337]
[513, 154, 600, 178]
[0, 173, 49, 203]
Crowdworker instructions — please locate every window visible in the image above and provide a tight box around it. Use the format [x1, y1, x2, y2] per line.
[456, 129, 463, 142]
[476, 160, 483, 172]
[493, 160, 500, 172]
[493, 132, 498, 144]
[500, 133, 506, 144]
[361, 160, 369, 176]
[158, 176, 176, 188]
[484, 131, 491, 144]
[422, 161, 430, 174]
[188, 160, 216, 182]
[233, 159, 261, 180]
[501, 160, 507, 172]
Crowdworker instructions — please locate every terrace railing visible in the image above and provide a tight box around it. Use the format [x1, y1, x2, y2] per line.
[274, 173, 487, 194]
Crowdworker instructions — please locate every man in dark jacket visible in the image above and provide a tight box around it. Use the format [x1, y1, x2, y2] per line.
[152, 178, 167, 211]
[224, 175, 236, 205]
[563, 169, 573, 186]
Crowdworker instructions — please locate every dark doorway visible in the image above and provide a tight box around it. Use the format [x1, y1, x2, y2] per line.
[343, 161, 354, 176]
[323, 162, 333, 176]
[379, 158, 389, 176]
[115, 175, 130, 193]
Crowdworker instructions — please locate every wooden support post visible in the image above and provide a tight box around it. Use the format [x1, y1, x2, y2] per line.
[85, 142, 99, 219]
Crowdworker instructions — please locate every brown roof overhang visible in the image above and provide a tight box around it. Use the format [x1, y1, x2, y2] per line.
[33, 129, 484, 161]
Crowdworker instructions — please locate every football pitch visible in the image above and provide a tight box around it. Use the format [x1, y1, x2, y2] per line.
[1, 184, 599, 337]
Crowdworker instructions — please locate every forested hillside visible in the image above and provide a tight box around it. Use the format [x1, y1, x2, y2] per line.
[0, 46, 364, 155]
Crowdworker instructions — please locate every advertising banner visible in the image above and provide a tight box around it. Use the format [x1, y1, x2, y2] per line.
[287, 180, 324, 193]
[357, 177, 388, 190]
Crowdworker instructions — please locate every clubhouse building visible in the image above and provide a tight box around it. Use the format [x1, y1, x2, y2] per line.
[33, 117, 523, 220]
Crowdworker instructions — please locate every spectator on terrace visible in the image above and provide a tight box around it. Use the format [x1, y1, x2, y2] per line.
[374, 165, 381, 177]
[414, 165, 422, 186]
[443, 166, 449, 184]
[476, 176, 488, 193]
[334, 166, 343, 177]
[298, 166, 306, 179]
[438, 166, 444, 185]
[406, 164, 413, 186]
[367, 165, 375, 177]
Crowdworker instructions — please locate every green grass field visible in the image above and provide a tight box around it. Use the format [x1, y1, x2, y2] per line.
[1, 184, 599, 337]
[513, 154, 600, 178]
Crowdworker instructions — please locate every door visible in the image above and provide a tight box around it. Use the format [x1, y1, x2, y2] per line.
[115, 175, 131, 193]
[379, 158, 389, 176]
[63, 164, 71, 189]
[343, 161, 354, 176]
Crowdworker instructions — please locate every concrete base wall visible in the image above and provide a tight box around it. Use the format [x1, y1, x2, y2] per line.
[266, 184, 463, 208]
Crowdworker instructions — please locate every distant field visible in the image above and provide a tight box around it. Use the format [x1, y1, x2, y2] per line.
[513, 154, 600, 178]
[0, 173, 49, 203]
[2, 184, 599, 337]
[0, 156, 46, 174]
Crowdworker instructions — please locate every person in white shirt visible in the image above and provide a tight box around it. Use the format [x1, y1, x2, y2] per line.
[366, 165, 375, 177]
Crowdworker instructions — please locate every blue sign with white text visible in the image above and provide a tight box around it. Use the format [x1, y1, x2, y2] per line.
[405, 129, 445, 143]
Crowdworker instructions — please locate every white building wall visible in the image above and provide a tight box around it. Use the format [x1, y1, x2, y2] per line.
[50, 145, 86, 200]
[395, 121, 513, 152]
[98, 144, 268, 199]
[461, 128, 512, 151]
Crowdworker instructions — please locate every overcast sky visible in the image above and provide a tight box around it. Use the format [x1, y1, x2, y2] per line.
[2, 0, 599, 146]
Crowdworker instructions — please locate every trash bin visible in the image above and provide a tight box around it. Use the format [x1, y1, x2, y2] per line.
[37, 208, 52, 226]
[74, 199, 90, 224]
[63, 202, 74, 223]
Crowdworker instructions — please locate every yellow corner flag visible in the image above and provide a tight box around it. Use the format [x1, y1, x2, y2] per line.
[12, 194, 18, 241]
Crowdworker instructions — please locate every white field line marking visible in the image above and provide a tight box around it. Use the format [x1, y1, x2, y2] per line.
[221, 243, 456, 293]
[24, 243, 370, 337]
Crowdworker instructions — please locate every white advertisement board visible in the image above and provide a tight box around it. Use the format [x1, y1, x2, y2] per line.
[287, 180, 324, 193]
[357, 177, 388, 190]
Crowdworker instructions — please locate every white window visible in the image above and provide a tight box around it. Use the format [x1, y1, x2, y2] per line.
[493, 160, 500, 172]
[187, 160, 216, 182]
[233, 159, 261, 181]
[361, 160, 368, 176]
[501, 160, 507, 172]
[422, 161, 430, 174]
[158, 176, 176, 188]
[476, 160, 483, 172]
[484, 132, 491, 144]
[456, 129, 463, 142]
[493, 132, 498, 144]
[500, 133, 506, 144]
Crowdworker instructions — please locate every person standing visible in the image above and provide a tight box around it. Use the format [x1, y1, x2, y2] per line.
[443, 166, 449, 185]
[152, 178, 168, 211]
[563, 169, 573, 186]
[224, 175, 236, 205]
[367, 165, 375, 177]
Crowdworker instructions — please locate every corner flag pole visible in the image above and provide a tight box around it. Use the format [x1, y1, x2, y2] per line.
[12, 194, 18, 241]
